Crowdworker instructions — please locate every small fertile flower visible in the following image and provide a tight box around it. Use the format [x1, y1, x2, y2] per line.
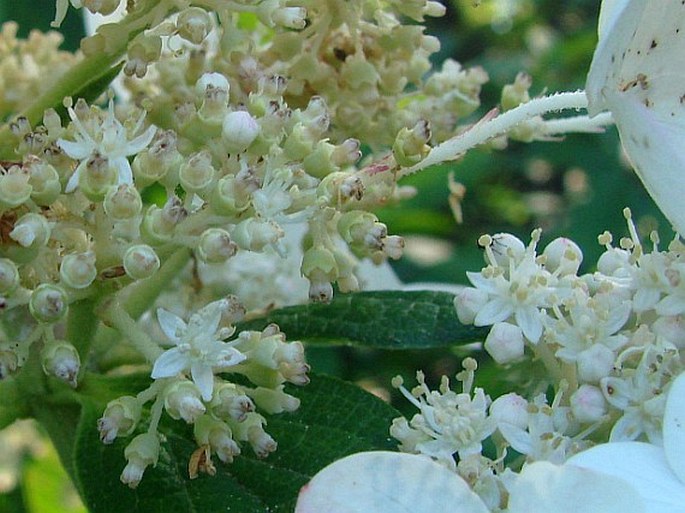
[569, 371, 685, 512]
[151, 300, 246, 401]
[586, 0, 685, 234]
[58, 100, 156, 193]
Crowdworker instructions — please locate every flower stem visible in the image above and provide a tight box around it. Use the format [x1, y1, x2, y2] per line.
[103, 301, 162, 363]
[400, 90, 591, 177]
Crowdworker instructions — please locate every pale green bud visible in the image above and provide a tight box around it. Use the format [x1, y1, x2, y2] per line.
[0, 165, 32, 209]
[209, 175, 252, 216]
[26, 157, 60, 206]
[132, 130, 182, 187]
[231, 218, 283, 252]
[177, 7, 211, 44]
[98, 396, 142, 444]
[124, 35, 163, 78]
[247, 385, 300, 414]
[317, 172, 364, 203]
[41, 341, 80, 387]
[83, 0, 119, 15]
[165, 380, 206, 423]
[104, 184, 143, 220]
[501, 72, 532, 112]
[222, 111, 259, 154]
[121, 433, 160, 489]
[209, 382, 255, 422]
[60, 251, 97, 289]
[10, 213, 51, 248]
[196, 72, 230, 123]
[179, 151, 216, 195]
[141, 197, 186, 246]
[0, 258, 19, 295]
[30, 284, 68, 323]
[193, 415, 241, 463]
[230, 412, 276, 458]
[302, 247, 338, 303]
[392, 120, 431, 167]
[271, 7, 307, 29]
[123, 244, 160, 280]
[198, 228, 237, 263]
[340, 54, 379, 89]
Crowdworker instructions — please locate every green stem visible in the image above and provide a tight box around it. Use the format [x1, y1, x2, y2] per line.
[102, 301, 162, 363]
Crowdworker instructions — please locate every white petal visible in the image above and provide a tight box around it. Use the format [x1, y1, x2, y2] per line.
[514, 306, 542, 343]
[57, 138, 92, 160]
[112, 157, 133, 185]
[474, 298, 513, 327]
[64, 160, 86, 193]
[125, 125, 157, 155]
[569, 442, 685, 513]
[191, 362, 214, 401]
[295, 452, 489, 513]
[509, 460, 645, 513]
[211, 346, 247, 369]
[157, 308, 186, 344]
[664, 372, 685, 483]
[151, 348, 188, 378]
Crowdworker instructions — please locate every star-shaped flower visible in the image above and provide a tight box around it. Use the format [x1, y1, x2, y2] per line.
[151, 300, 246, 401]
[57, 100, 156, 193]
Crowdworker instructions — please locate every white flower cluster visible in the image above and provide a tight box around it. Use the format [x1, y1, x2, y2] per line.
[99, 298, 309, 488]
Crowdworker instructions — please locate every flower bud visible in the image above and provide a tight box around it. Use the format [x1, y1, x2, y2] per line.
[393, 120, 431, 167]
[30, 284, 68, 323]
[543, 237, 583, 276]
[124, 35, 163, 78]
[209, 175, 252, 215]
[60, 251, 97, 289]
[570, 384, 607, 423]
[198, 228, 237, 263]
[484, 322, 525, 364]
[83, 0, 119, 15]
[98, 396, 142, 444]
[490, 392, 529, 429]
[209, 382, 254, 423]
[141, 197, 186, 246]
[165, 380, 206, 423]
[0, 258, 20, 295]
[132, 130, 182, 187]
[123, 244, 160, 280]
[196, 72, 230, 122]
[121, 433, 160, 489]
[42, 341, 80, 387]
[79, 154, 118, 201]
[454, 287, 489, 325]
[193, 415, 241, 464]
[231, 218, 283, 252]
[271, 7, 307, 29]
[0, 165, 31, 209]
[576, 344, 616, 383]
[222, 111, 259, 154]
[231, 413, 277, 458]
[104, 184, 143, 220]
[179, 151, 216, 195]
[489, 233, 525, 266]
[177, 7, 212, 44]
[10, 213, 51, 248]
[26, 158, 60, 205]
[653, 315, 685, 348]
[247, 385, 300, 414]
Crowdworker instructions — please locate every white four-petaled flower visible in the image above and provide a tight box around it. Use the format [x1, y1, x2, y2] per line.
[151, 299, 246, 401]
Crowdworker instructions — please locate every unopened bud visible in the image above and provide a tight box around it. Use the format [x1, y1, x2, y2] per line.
[0, 258, 20, 295]
[570, 384, 607, 423]
[484, 322, 525, 364]
[454, 287, 489, 325]
[247, 385, 300, 414]
[60, 251, 97, 289]
[543, 237, 583, 276]
[10, 213, 51, 248]
[165, 381, 206, 423]
[123, 244, 160, 280]
[104, 184, 143, 220]
[198, 228, 237, 263]
[222, 111, 259, 154]
[30, 284, 68, 323]
[577, 345, 615, 383]
[98, 396, 142, 444]
[0, 165, 32, 209]
[179, 151, 216, 195]
[177, 7, 212, 44]
[490, 392, 529, 429]
[121, 433, 160, 489]
[42, 341, 80, 387]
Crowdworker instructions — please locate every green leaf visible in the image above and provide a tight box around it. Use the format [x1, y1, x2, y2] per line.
[73, 374, 401, 513]
[237, 290, 488, 349]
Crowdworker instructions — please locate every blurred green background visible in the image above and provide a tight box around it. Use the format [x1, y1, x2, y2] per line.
[0, 1, 668, 511]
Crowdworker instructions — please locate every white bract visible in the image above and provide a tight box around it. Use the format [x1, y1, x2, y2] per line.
[569, 371, 685, 513]
[586, 0, 685, 234]
[151, 299, 246, 401]
[295, 451, 644, 513]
